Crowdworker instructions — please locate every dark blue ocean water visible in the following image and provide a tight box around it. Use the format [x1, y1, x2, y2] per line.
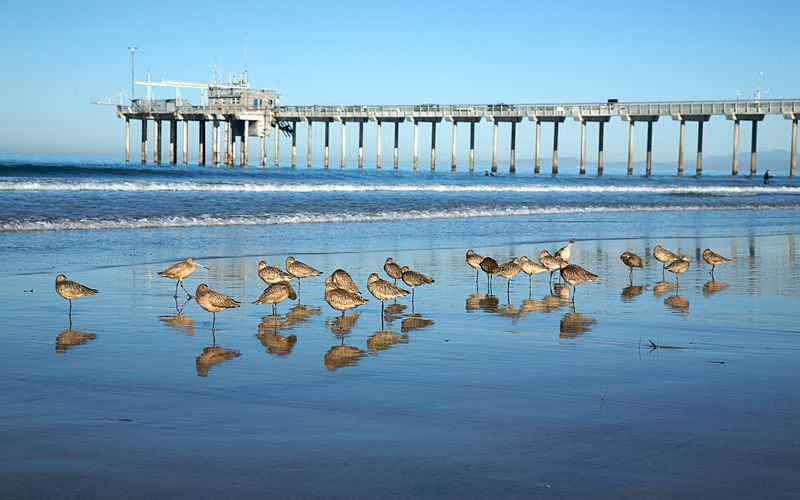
[1, 157, 798, 231]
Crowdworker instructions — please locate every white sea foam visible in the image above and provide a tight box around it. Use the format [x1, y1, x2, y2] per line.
[1, 204, 795, 232]
[1, 180, 798, 195]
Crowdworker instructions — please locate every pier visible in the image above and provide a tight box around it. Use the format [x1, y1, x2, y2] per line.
[118, 85, 800, 177]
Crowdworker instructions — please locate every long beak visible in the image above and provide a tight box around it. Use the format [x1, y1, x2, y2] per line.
[196, 263, 210, 270]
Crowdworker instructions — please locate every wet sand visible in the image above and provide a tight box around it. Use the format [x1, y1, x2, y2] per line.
[1, 213, 799, 498]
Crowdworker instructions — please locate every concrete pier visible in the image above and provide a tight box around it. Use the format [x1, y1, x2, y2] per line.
[413, 120, 419, 171]
[307, 121, 313, 168]
[627, 121, 634, 175]
[358, 121, 364, 169]
[598, 121, 605, 176]
[260, 133, 266, 167]
[750, 121, 758, 176]
[140, 119, 147, 165]
[451, 122, 457, 171]
[697, 121, 704, 176]
[646, 121, 654, 176]
[291, 121, 297, 167]
[509, 121, 517, 173]
[198, 120, 206, 166]
[153, 120, 161, 165]
[376, 121, 382, 170]
[182, 121, 188, 165]
[579, 120, 587, 175]
[341, 121, 347, 169]
[393, 122, 399, 170]
[274, 123, 279, 168]
[242, 121, 249, 166]
[678, 119, 685, 176]
[324, 121, 330, 168]
[430, 121, 436, 171]
[534, 120, 541, 175]
[169, 120, 177, 165]
[225, 121, 233, 166]
[125, 118, 130, 163]
[732, 120, 740, 176]
[791, 118, 798, 177]
[491, 121, 498, 173]
[552, 121, 559, 175]
[469, 122, 476, 173]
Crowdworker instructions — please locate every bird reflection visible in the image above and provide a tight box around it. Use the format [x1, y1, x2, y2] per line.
[401, 314, 435, 333]
[285, 303, 322, 324]
[519, 290, 570, 315]
[367, 330, 409, 352]
[324, 340, 366, 372]
[195, 329, 240, 377]
[159, 297, 195, 336]
[620, 284, 645, 302]
[559, 312, 597, 339]
[465, 293, 499, 313]
[327, 312, 361, 338]
[256, 316, 298, 357]
[383, 303, 406, 325]
[702, 280, 729, 297]
[55, 328, 97, 353]
[495, 303, 523, 324]
[664, 293, 690, 314]
[653, 281, 677, 298]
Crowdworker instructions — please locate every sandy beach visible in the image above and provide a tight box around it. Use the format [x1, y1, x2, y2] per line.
[1, 205, 799, 497]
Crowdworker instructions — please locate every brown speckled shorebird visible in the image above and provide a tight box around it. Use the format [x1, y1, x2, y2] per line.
[258, 260, 293, 286]
[195, 283, 240, 327]
[493, 258, 522, 295]
[702, 249, 731, 277]
[654, 245, 680, 278]
[539, 250, 565, 286]
[158, 258, 209, 298]
[253, 282, 298, 316]
[285, 256, 322, 297]
[401, 266, 434, 301]
[479, 256, 499, 289]
[554, 238, 576, 263]
[367, 273, 409, 314]
[55, 274, 98, 316]
[665, 256, 690, 285]
[466, 250, 484, 283]
[559, 264, 599, 301]
[620, 251, 644, 280]
[519, 256, 547, 289]
[384, 258, 403, 284]
[325, 281, 368, 317]
[328, 269, 362, 296]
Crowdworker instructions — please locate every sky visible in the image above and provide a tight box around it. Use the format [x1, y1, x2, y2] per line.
[0, 0, 798, 165]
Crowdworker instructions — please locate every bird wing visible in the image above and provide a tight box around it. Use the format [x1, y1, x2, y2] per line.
[207, 290, 241, 308]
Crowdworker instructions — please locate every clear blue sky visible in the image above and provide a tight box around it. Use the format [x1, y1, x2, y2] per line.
[0, 0, 798, 165]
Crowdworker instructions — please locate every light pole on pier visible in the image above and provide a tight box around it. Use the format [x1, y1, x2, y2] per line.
[128, 46, 138, 102]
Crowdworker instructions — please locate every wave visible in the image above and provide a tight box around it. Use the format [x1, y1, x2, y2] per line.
[1, 179, 799, 195]
[2, 204, 797, 232]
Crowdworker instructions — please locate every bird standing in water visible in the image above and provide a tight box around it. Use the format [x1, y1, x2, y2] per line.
[55, 274, 98, 316]
[253, 282, 297, 316]
[285, 256, 322, 297]
[702, 249, 730, 278]
[620, 251, 644, 280]
[195, 283, 240, 328]
[665, 256, 690, 285]
[559, 264, 598, 302]
[401, 266, 435, 301]
[466, 250, 484, 284]
[384, 258, 403, 284]
[158, 258, 209, 298]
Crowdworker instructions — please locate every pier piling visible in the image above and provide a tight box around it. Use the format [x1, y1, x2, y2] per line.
[469, 122, 475, 173]
[552, 121, 559, 175]
[169, 120, 177, 165]
[510, 121, 517, 173]
[451, 122, 457, 172]
[732, 119, 740, 176]
[491, 121, 498, 173]
[153, 120, 161, 165]
[393, 122, 399, 170]
[791, 118, 798, 177]
[212, 120, 219, 166]
[413, 120, 419, 171]
[274, 122, 279, 167]
[646, 121, 653, 176]
[376, 121, 382, 170]
[598, 121, 605, 176]
[697, 121, 704, 176]
[627, 121, 635, 176]
[534, 120, 541, 174]
[140, 119, 147, 165]
[199, 120, 206, 166]
[307, 121, 313, 168]
[324, 122, 330, 168]
[750, 121, 758, 176]
[182, 121, 188, 165]
[125, 118, 130, 163]
[430, 121, 436, 171]
[358, 121, 364, 169]
[678, 119, 685, 176]
[341, 121, 347, 169]
[291, 120, 297, 167]
[579, 120, 587, 175]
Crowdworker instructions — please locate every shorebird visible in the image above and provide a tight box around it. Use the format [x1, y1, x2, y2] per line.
[194, 283, 240, 327]
[384, 257, 403, 284]
[559, 264, 598, 300]
[158, 258, 209, 298]
[539, 250, 565, 285]
[466, 250, 484, 283]
[367, 273, 409, 314]
[55, 274, 98, 316]
[285, 256, 322, 296]
[493, 258, 522, 295]
[253, 282, 298, 316]
[258, 260, 293, 286]
[519, 256, 548, 293]
[328, 269, 362, 296]
[665, 256, 690, 285]
[479, 256, 499, 289]
[653, 245, 680, 278]
[401, 266, 434, 301]
[619, 251, 644, 280]
[554, 238, 577, 262]
[702, 249, 731, 277]
[325, 281, 368, 317]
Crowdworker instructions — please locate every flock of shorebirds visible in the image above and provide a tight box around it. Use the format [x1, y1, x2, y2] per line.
[53, 240, 731, 322]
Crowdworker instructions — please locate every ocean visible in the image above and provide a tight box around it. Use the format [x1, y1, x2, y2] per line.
[1, 156, 799, 497]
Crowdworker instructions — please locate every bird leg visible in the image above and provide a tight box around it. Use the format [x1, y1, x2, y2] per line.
[173, 280, 180, 298]
[272, 304, 277, 316]
[179, 279, 193, 299]
[212, 312, 216, 330]
[68, 300, 73, 317]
